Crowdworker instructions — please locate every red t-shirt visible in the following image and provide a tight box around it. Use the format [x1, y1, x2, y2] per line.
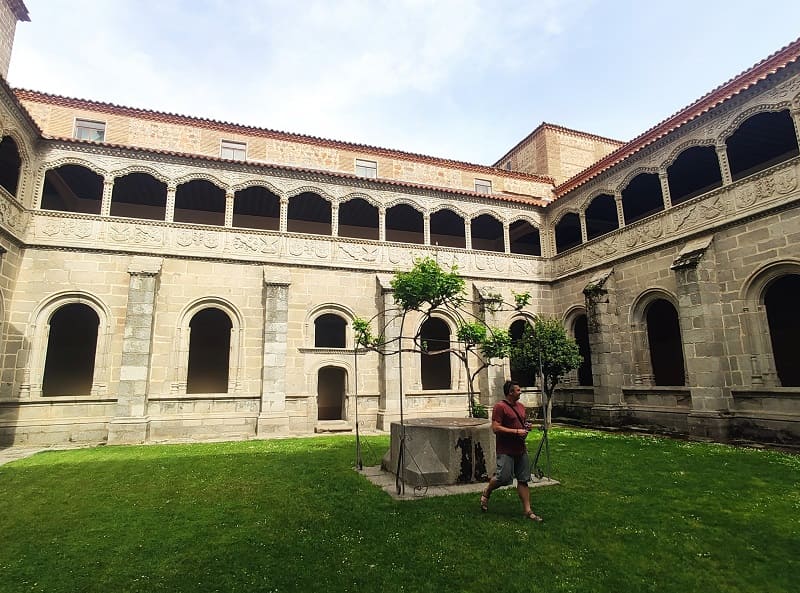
[492, 399, 527, 456]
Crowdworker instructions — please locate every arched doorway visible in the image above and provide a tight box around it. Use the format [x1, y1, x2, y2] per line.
[318, 366, 346, 420]
[186, 308, 232, 394]
[646, 299, 686, 386]
[765, 274, 800, 386]
[42, 303, 99, 396]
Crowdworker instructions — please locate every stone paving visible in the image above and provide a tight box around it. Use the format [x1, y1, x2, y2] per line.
[357, 465, 559, 500]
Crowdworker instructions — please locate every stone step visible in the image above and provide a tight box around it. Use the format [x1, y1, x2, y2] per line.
[314, 420, 353, 433]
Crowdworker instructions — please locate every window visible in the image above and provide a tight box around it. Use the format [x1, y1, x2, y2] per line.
[220, 140, 247, 161]
[355, 159, 377, 178]
[474, 179, 492, 194]
[74, 119, 105, 142]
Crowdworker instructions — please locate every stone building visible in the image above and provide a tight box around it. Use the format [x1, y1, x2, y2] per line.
[0, 1, 798, 446]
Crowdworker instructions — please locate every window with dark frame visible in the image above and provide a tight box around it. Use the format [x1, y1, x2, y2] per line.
[474, 178, 492, 194]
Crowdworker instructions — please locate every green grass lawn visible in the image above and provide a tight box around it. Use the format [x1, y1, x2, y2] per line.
[0, 428, 797, 593]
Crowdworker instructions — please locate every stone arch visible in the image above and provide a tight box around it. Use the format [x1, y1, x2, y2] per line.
[37, 159, 106, 212]
[286, 189, 332, 235]
[0, 135, 23, 198]
[340, 191, 381, 209]
[554, 210, 582, 253]
[563, 305, 593, 387]
[173, 171, 229, 190]
[740, 259, 800, 387]
[470, 211, 504, 252]
[665, 143, 723, 205]
[110, 171, 168, 220]
[429, 206, 466, 249]
[723, 106, 799, 181]
[172, 297, 244, 395]
[385, 200, 424, 244]
[0, 128, 34, 206]
[508, 313, 537, 388]
[311, 362, 351, 422]
[719, 102, 792, 142]
[662, 138, 717, 168]
[111, 164, 171, 186]
[629, 289, 685, 386]
[174, 177, 226, 226]
[306, 303, 355, 348]
[230, 178, 284, 197]
[508, 217, 542, 256]
[23, 291, 113, 399]
[286, 185, 335, 202]
[338, 194, 379, 240]
[416, 313, 457, 390]
[583, 192, 619, 241]
[619, 169, 664, 225]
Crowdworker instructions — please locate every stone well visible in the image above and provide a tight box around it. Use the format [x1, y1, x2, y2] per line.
[381, 417, 495, 486]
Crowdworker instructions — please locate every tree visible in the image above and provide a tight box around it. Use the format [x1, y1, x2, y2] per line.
[354, 257, 525, 418]
[510, 317, 583, 426]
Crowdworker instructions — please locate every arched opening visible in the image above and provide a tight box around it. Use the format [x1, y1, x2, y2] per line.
[471, 214, 504, 252]
[646, 299, 685, 386]
[317, 366, 346, 421]
[0, 135, 22, 197]
[555, 212, 582, 253]
[42, 303, 99, 396]
[509, 319, 535, 387]
[667, 145, 723, 205]
[41, 164, 103, 214]
[430, 209, 465, 248]
[339, 198, 379, 240]
[509, 220, 541, 255]
[765, 274, 800, 386]
[420, 318, 451, 390]
[621, 172, 664, 225]
[287, 192, 331, 235]
[726, 110, 800, 181]
[110, 172, 167, 220]
[573, 314, 593, 386]
[386, 203, 424, 244]
[186, 308, 232, 394]
[585, 193, 619, 240]
[314, 313, 347, 348]
[174, 179, 226, 226]
[233, 186, 280, 230]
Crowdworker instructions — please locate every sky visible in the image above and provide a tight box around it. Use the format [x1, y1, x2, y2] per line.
[7, 0, 800, 165]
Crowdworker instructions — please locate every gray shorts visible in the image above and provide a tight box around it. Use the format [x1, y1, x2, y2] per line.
[495, 452, 531, 485]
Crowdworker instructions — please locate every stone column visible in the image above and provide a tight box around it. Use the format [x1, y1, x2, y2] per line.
[224, 189, 234, 227]
[579, 211, 588, 244]
[670, 236, 732, 440]
[790, 104, 800, 147]
[108, 256, 162, 444]
[658, 170, 673, 209]
[503, 221, 510, 254]
[715, 142, 733, 185]
[423, 211, 431, 245]
[614, 192, 625, 226]
[165, 184, 176, 223]
[101, 178, 113, 217]
[582, 268, 625, 425]
[279, 197, 288, 233]
[377, 274, 404, 429]
[331, 203, 339, 237]
[464, 218, 472, 250]
[257, 268, 292, 435]
[378, 206, 386, 242]
[474, 284, 505, 406]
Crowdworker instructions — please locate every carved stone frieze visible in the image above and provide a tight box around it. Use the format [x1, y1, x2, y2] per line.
[175, 229, 221, 250]
[473, 252, 508, 273]
[0, 194, 28, 233]
[287, 237, 330, 259]
[337, 242, 380, 262]
[766, 76, 800, 101]
[38, 217, 94, 240]
[584, 234, 619, 261]
[107, 223, 165, 246]
[623, 218, 664, 248]
[229, 233, 281, 254]
[555, 251, 582, 275]
[671, 193, 729, 232]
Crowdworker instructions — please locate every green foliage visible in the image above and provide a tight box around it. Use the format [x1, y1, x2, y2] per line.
[0, 433, 798, 593]
[456, 321, 487, 345]
[353, 316, 376, 348]
[512, 291, 531, 310]
[478, 327, 511, 360]
[511, 317, 582, 397]
[391, 257, 465, 311]
[471, 402, 488, 418]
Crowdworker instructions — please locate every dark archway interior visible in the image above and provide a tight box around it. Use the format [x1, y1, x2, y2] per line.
[430, 209, 465, 248]
[471, 213, 504, 252]
[574, 314, 593, 386]
[420, 317, 451, 390]
[667, 145, 723, 205]
[0, 135, 21, 197]
[727, 110, 800, 181]
[765, 274, 800, 387]
[317, 366, 346, 420]
[622, 172, 664, 225]
[233, 186, 280, 230]
[509, 220, 541, 255]
[585, 193, 619, 241]
[42, 303, 99, 396]
[110, 172, 167, 219]
[315, 313, 347, 348]
[175, 179, 226, 226]
[509, 319, 535, 387]
[186, 308, 232, 394]
[287, 192, 331, 235]
[555, 212, 582, 253]
[41, 165, 103, 214]
[386, 203, 424, 244]
[646, 299, 686, 386]
[339, 198, 379, 240]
